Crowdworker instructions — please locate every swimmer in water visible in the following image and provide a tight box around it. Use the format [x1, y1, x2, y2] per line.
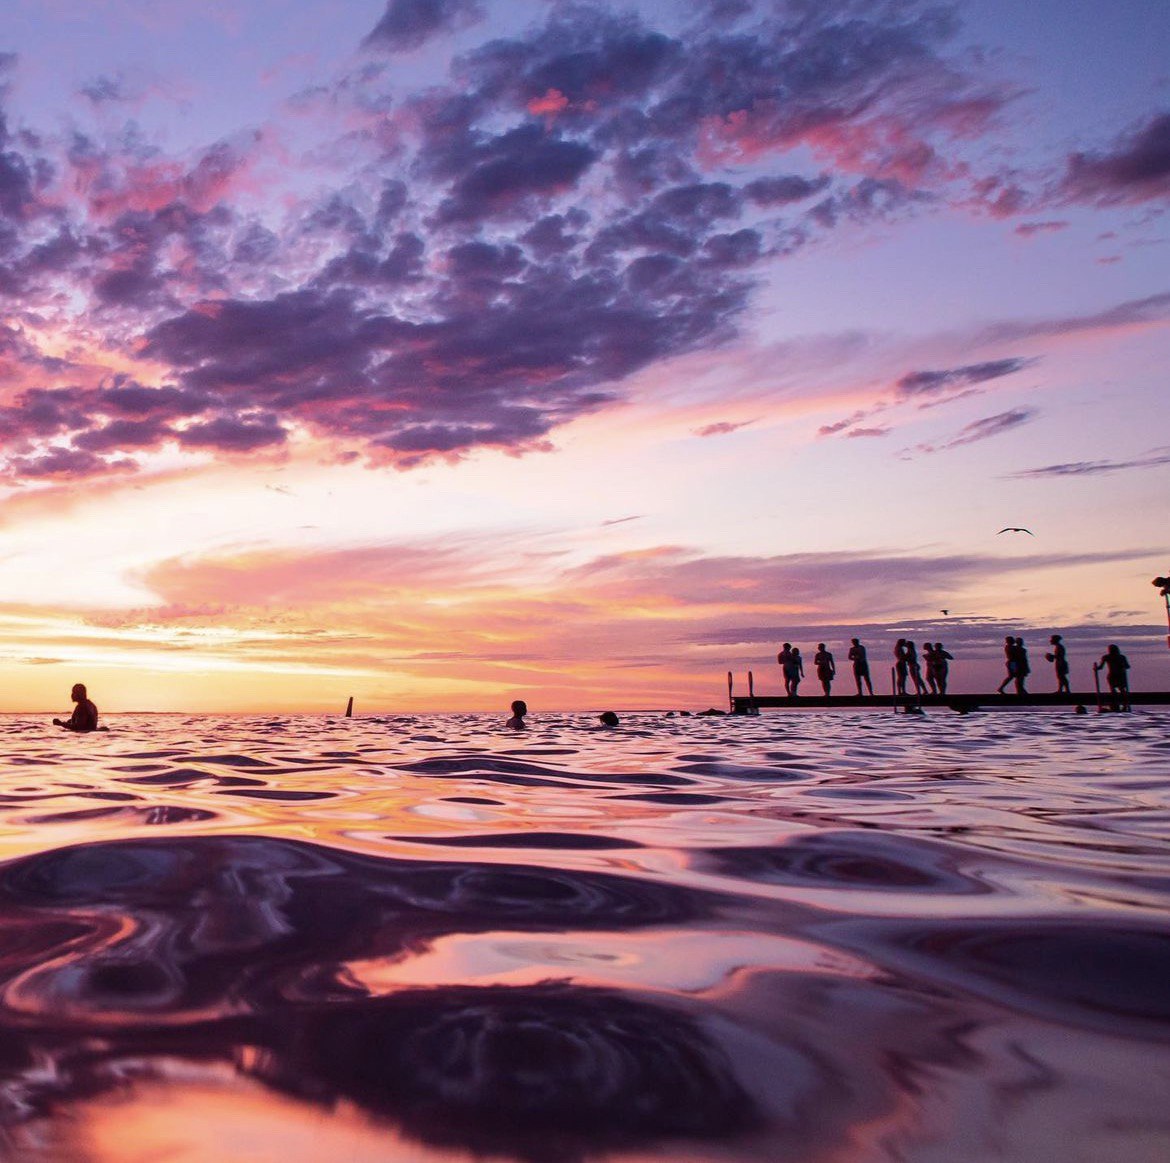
[506, 699, 528, 729]
[53, 683, 99, 732]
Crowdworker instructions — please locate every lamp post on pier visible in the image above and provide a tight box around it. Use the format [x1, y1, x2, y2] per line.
[1154, 576, 1170, 649]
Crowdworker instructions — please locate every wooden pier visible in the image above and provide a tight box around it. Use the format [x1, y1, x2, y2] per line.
[730, 691, 1170, 713]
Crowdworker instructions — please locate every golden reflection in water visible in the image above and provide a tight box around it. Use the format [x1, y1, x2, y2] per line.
[34, 1072, 462, 1163]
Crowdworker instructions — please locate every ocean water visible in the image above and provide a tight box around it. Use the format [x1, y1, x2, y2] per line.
[0, 708, 1167, 1162]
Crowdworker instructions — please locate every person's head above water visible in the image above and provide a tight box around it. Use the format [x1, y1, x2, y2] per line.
[71, 683, 87, 702]
[598, 711, 619, 727]
[510, 700, 527, 716]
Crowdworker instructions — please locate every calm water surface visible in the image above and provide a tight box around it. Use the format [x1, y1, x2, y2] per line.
[0, 709, 1167, 1162]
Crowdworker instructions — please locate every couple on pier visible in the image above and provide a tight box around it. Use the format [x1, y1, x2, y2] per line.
[894, 640, 954, 697]
[777, 643, 837, 698]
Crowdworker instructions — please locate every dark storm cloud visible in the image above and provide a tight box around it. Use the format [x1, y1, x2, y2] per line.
[895, 357, 1034, 398]
[364, 0, 484, 53]
[1062, 111, 1170, 205]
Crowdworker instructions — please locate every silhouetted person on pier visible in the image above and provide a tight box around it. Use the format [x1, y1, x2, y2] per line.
[848, 638, 874, 695]
[53, 683, 99, 732]
[777, 643, 795, 697]
[905, 641, 925, 696]
[996, 635, 1016, 695]
[894, 639, 909, 695]
[1046, 634, 1071, 694]
[1011, 637, 1030, 695]
[506, 700, 528, 729]
[787, 647, 804, 697]
[1095, 645, 1130, 710]
[923, 643, 938, 694]
[813, 644, 835, 698]
[925, 643, 954, 696]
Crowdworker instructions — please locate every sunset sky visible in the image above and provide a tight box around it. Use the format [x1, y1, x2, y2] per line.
[1, 0, 1168, 712]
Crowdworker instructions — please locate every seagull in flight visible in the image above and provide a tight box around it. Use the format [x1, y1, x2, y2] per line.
[997, 527, 1034, 536]
[940, 609, 949, 615]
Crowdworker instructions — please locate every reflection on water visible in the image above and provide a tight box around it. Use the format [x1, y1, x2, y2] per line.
[1, 709, 1169, 1160]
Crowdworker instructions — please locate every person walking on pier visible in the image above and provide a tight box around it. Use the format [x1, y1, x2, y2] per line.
[1011, 637, 1030, 696]
[926, 643, 954, 696]
[813, 644, 835, 698]
[848, 638, 874, 696]
[1046, 634, 1071, 694]
[996, 635, 1016, 695]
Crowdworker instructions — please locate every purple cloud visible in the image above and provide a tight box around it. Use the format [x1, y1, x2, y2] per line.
[941, 407, 1037, 450]
[693, 419, 755, 438]
[895, 357, 1035, 399]
[1011, 449, 1170, 479]
[1062, 111, 1170, 205]
[0, 2, 1035, 480]
[364, 0, 484, 53]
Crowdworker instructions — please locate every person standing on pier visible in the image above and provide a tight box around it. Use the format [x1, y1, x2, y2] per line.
[777, 643, 795, 697]
[848, 638, 874, 696]
[905, 641, 926, 696]
[923, 643, 939, 694]
[787, 646, 805, 697]
[813, 644, 835, 698]
[1095, 645, 1130, 709]
[894, 639, 910, 695]
[1046, 634, 1071, 694]
[930, 643, 954, 696]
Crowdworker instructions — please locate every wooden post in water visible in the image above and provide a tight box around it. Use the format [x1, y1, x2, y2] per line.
[727, 671, 733, 712]
[345, 696, 353, 718]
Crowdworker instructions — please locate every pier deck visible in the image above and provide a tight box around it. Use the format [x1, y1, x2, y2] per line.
[730, 691, 1170, 713]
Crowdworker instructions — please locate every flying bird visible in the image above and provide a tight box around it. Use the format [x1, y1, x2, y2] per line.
[940, 609, 949, 615]
[997, 527, 1034, 536]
